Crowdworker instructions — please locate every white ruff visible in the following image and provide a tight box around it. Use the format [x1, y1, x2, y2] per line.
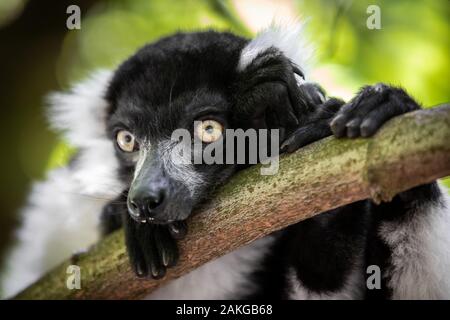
[1, 70, 124, 298]
[379, 184, 450, 299]
[238, 21, 313, 80]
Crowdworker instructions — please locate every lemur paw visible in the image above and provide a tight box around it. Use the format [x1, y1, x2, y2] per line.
[281, 97, 344, 153]
[234, 48, 313, 134]
[124, 216, 187, 279]
[330, 83, 420, 138]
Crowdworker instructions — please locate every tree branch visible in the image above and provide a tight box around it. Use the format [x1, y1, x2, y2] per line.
[15, 105, 450, 299]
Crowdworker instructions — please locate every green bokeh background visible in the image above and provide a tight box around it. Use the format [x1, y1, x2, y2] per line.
[0, 0, 448, 263]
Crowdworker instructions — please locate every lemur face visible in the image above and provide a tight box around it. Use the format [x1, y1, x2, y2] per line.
[107, 88, 237, 224]
[104, 31, 311, 225]
[105, 32, 247, 224]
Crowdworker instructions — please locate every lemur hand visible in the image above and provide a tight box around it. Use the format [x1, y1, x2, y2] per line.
[281, 83, 420, 153]
[330, 83, 420, 138]
[233, 49, 313, 136]
[281, 91, 344, 153]
[124, 214, 187, 279]
[100, 194, 188, 278]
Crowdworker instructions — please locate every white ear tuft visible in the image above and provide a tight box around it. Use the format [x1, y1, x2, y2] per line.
[238, 21, 314, 78]
[47, 70, 113, 148]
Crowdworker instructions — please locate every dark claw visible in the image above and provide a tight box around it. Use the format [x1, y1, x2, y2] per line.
[280, 132, 299, 153]
[154, 225, 180, 268]
[162, 250, 170, 267]
[135, 261, 148, 278]
[159, 241, 178, 268]
[149, 261, 166, 279]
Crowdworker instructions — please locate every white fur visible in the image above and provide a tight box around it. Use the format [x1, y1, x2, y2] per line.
[238, 21, 313, 80]
[47, 70, 113, 148]
[159, 140, 205, 197]
[379, 184, 450, 299]
[133, 143, 149, 181]
[146, 236, 274, 300]
[0, 70, 123, 298]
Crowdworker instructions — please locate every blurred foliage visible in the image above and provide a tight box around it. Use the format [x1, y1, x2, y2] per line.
[293, 0, 449, 187]
[0, 0, 26, 27]
[57, 0, 249, 86]
[295, 0, 449, 107]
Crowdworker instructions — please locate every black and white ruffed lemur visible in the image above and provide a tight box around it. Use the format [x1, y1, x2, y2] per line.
[1, 24, 449, 299]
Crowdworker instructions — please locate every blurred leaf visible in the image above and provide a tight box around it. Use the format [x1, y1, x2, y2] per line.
[57, 0, 245, 85]
[0, 0, 26, 27]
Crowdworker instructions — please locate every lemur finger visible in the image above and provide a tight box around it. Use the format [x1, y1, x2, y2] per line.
[345, 118, 362, 138]
[154, 226, 179, 268]
[330, 87, 389, 138]
[125, 221, 149, 278]
[133, 253, 149, 278]
[330, 113, 350, 137]
[142, 229, 166, 280]
[344, 84, 401, 123]
[334, 86, 384, 118]
[281, 122, 331, 153]
[148, 259, 166, 280]
[360, 101, 405, 137]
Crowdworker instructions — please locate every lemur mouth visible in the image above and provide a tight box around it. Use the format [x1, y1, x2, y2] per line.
[137, 217, 175, 225]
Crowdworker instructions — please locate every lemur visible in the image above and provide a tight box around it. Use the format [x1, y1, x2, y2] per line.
[1, 25, 450, 299]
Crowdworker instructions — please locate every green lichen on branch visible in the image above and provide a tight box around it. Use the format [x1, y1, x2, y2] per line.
[15, 105, 450, 299]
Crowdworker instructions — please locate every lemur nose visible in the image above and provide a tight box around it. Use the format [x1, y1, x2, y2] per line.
[127, 188, 166, 223]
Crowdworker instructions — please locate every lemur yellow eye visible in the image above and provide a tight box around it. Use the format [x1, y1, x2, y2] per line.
[196, 120, 223, 143]
[116, 130, 137, 152]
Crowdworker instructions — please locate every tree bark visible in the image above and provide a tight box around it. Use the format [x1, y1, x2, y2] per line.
[15, 105, 450, 299]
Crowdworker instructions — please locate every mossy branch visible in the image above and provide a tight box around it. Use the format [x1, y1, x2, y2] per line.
[15, 104, 450, 299]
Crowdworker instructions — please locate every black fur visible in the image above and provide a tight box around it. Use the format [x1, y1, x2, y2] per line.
[99, 30, 444, 298]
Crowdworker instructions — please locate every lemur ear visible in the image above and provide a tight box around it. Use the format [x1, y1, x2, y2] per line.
[238, 22, 313, 80]
[46, 70, 113, 148]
